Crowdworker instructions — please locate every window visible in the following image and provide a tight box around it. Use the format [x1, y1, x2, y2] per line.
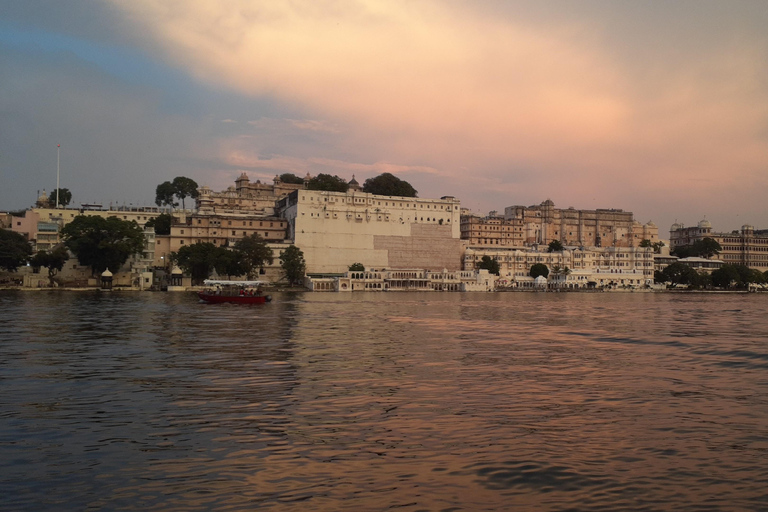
[180, 240, 185, 245]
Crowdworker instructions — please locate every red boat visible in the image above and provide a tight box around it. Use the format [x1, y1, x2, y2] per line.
[197, 280, 272, 304]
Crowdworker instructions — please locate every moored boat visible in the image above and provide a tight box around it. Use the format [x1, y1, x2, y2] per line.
[197, 280, 272, 304]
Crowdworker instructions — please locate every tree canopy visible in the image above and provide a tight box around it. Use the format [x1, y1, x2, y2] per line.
[639, 239, 665, 253]
[0, 228, 32, 271]
[145, 213, 172, 235]
[60, 216, 146, 275]
[362, 173, 417, 197]
[711, 264, 766, 289]
[172, 176, 200, 209]
[477, 255, 500, 275]
[547, 240, 564, 252]
[280, 245, 306, 285]
[306, 173, 349, 192]
[657, 262, 710, 288]
[234, 234, 274, 279]
[155, 181, 178, 209]
[280, 173, 305, 184]
[672, 237, 722, 259]
[349, 262, 365, 272]
[176, 242, 220, 284]
[30, 245, 69, 286]
[48, 188, 72, 208]
[530, 263, 549, 279]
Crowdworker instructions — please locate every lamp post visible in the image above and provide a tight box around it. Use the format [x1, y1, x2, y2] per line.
[56, 144, 60, 208]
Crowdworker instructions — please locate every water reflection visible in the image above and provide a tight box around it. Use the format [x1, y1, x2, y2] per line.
[1, 291, 767, 510]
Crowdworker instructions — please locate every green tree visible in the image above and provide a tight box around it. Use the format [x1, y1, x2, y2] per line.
[280, 173, 305, 184]
[280, 245, 306, 285]
[362, 173, 418, 197]
[172, 176, 200, 210]
[176, 242, 220, 284]
[234, 234, 274, 279]
[530, 263, 549, 279]
[660, 262, 699, 285]
[145, 213, 172, 235]
[640, 239, 665, 254]
[547, 240, 564, 252]
[349, 262, 365, 272]
[477, 255, 500, 275]
[711, 264, 741, 288]
[48, 188, 72, 208]
[214, 247, 248, 279]
[673, 237, 721, 259]
[0, 228, 32, 271]
[306, 173, 349, 192]
[29, 245, 69, 286]
[155, 181, 178, 209]
[60, 216, 145, 275]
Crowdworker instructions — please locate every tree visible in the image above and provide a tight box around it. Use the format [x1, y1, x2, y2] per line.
[530, 263, 549, 279]
[0, 228, 32, 271]
[306, 173, 349, 192]
[214, 247, 248, 279]
[640, 239, 665, 254]
[711, 265, 741, 289]
[60, 216, 146, 275]
[362, 173, 418, 197]
[280, 245, 306, 285]
[48, 188, 72, 208]
[172, 176, 200, 210]
[547, 240, 564, 252]
[234, 234, 274, 279]
[280, 173, 305, 184]
[176, 242, 220, 284]
[145, 214, 172, 235]
[349, 262, 365, 272]
[155, 181, 178, 209]
[660, 262, 699, 286]
[477, 256, 500, 275]
[672, 237, 721, 259]
[29, 245, 69, 286]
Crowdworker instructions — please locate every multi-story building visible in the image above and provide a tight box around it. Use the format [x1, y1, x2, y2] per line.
[503, 199, 659, 247]
[167, 212, 288, 253]
[277, 189, 463, 274]
[196, 173, 307, 215]
[670, 220, 768, 271]
[463, 246, 655, 289]
[460, 213, 525, 247]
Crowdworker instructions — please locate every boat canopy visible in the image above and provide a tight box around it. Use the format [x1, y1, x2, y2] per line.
[203, 280, 264, 286]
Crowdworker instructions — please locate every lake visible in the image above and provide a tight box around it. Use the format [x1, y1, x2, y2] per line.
[1, 291, 767, 511]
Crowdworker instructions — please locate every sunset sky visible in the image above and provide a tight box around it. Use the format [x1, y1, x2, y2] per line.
[2, 1, 767, 233]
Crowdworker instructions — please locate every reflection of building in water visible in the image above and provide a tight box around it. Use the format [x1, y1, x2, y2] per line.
[670, 220, 768, 271]
[463, 246, 654, 289]
[487, 199, 660, 248]
[305, 268, 496, 292]
[278, 189, 464, 274]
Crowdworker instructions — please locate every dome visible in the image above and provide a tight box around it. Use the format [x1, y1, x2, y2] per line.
[645, 220, 657, 228]
[698, 219, 711, 229]
[541, 199, 555, 207]
[101, 268, 113, 277]
[670, 223, 681, 231]
[348, 174, 359, 186]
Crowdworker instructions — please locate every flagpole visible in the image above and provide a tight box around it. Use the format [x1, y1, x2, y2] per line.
[56, 144, 60, 208]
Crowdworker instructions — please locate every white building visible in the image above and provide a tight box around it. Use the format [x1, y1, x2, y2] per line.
[277, 189, 464, 274]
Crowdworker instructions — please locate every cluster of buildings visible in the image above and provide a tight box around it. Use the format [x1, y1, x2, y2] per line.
[3, 173, 766, 291]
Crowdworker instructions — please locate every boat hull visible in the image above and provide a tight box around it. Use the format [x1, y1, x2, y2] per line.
[197, 292, 272, 304]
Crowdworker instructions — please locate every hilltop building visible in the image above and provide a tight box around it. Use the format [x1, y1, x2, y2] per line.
[500, 200, 659, 248]
[196, 173, 308, 215]
[670, 220, 768, 271]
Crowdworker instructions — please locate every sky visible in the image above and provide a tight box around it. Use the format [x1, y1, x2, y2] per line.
[1, 0, 767, 234]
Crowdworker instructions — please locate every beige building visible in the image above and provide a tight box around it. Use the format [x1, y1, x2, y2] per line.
[670, 220, 768, 271]
[464, 246, 655, 289]
[305, 268, 496, 292]
[167, 212, 288, 253]
[460, 213, 525, 247]
[196, 173, 307, 215]
[278, 189, 463, 274]
[503, 200, 659, 248]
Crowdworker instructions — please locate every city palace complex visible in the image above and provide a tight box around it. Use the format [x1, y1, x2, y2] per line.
[3, 172, 767, 292]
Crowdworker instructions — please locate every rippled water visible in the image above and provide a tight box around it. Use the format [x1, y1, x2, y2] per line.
[1, 290, 767, 511]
